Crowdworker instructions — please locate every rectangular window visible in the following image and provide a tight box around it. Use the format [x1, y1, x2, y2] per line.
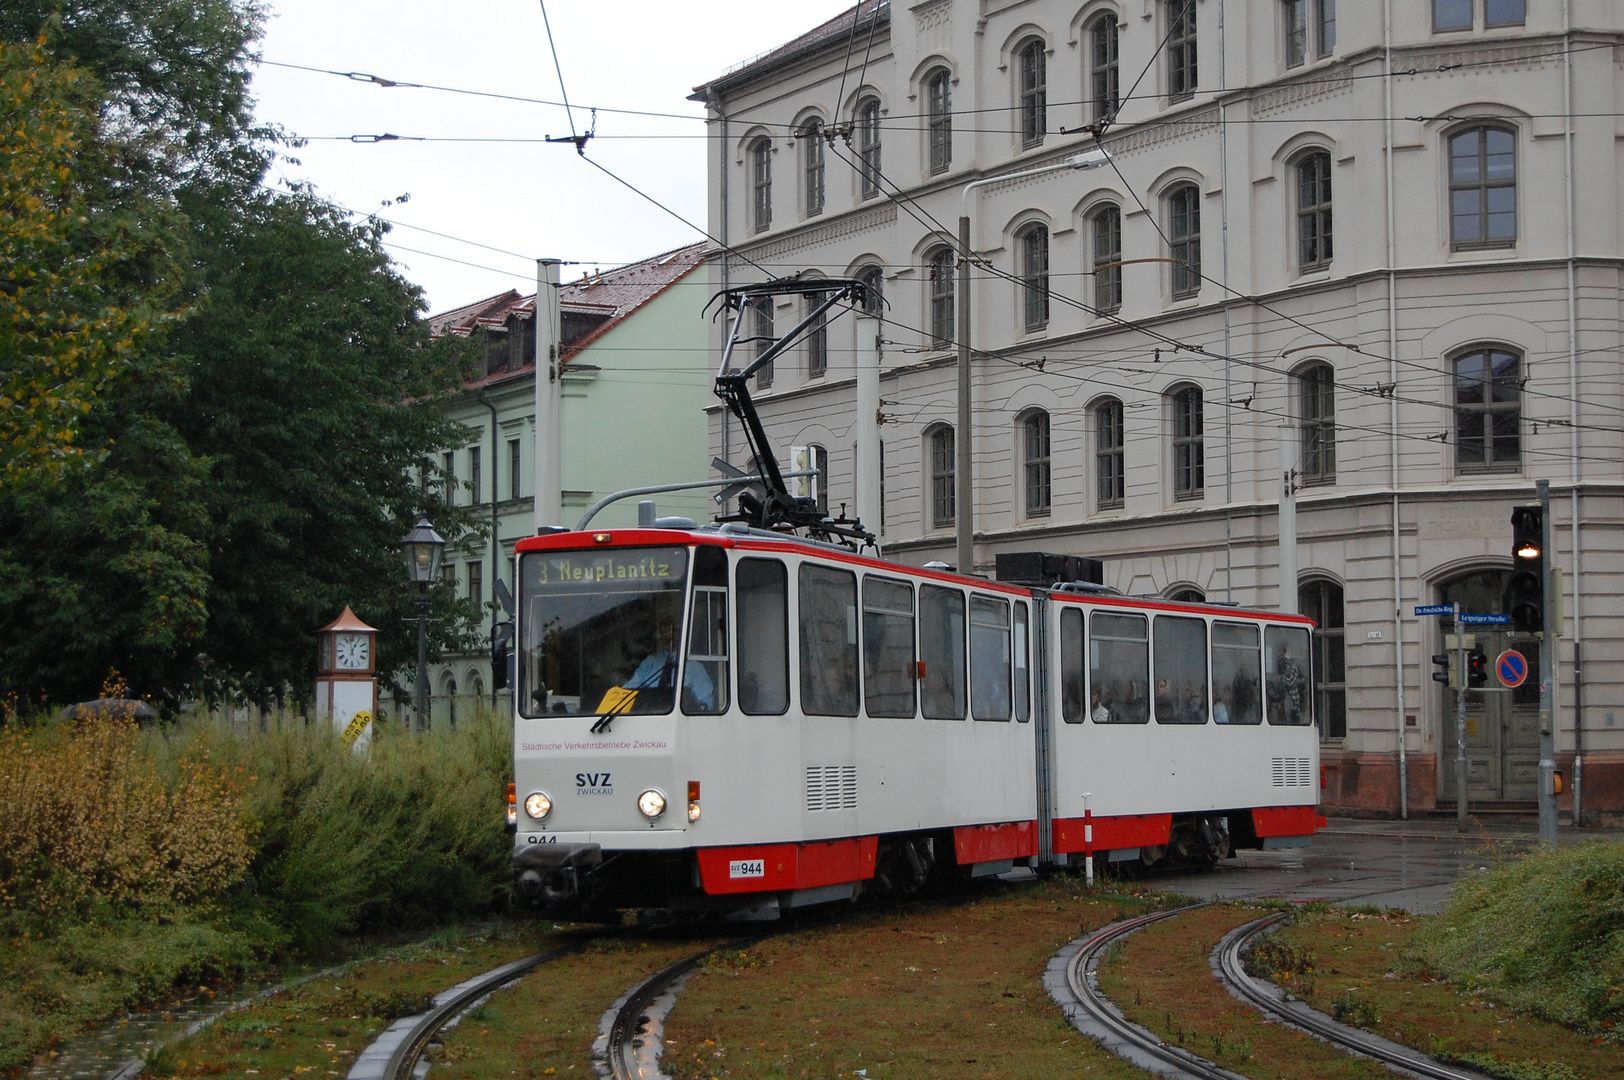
[929, 248, 955, 349]
[508, 438, 521, 500]
[1173, 388, 1205, 499]
[1317, 0, 1337, 53]
[1169, 186, 1201, 298]
[1153, 615, 1208, 724]
[1090, 15, 1120, 123]
[858, 100, 882, 198]
[1093, 207, 1122, 314]
[683, 546, 729, 715]
[804, 125, 825, 217]
[1089, 612, 1149, 723]
[1485, 0, 1525, 27]
[1265, 625, 1312, 725]
[1297, 153, 1333, 272]
[1013, 602, 1030, 722]
[467, 561, 482, 607]
[799, 563, 859, 717]
[919, 585, 966, 720]
[468, 447, 481, 504]
[1019, 41, 1046, 147]
[807, 303, 827, 379]
[443, 451, 456, 502]
[1450, 127, 1516, 250]
[1284, 0, 1308, 67]
[969, 596, 1012, 721]
[1299, 365, 1337, 483]
[1212, 621, 1263, 725]
[1060, 606, 1085, 723]
[927, 71, 952, 174]
[862, 576, 916, 718]
[1433, 0, 1473, 31]
[753, 297, 774, 389]
[1454, 348, 1521, 471]
[930, 427, 955, 528]
[1168, 0, 1198, 102]
[1021, 227, 1049, 331]
[751, 139, 772, 231]
[1024, 412, 1051, 517]
[736, 558, 789, 715]
[1096, 400, 1125, 509]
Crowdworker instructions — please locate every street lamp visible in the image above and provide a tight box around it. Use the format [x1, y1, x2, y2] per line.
[955, 148, 1112, 574]
[400, 516, 446, 730]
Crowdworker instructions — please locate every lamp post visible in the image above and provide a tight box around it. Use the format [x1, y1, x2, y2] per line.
[955, 148, 1112, 574]
[400, 516, 446, 731]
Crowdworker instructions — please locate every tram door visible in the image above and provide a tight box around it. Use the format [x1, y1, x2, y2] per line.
[1437, 572, 1542, 803]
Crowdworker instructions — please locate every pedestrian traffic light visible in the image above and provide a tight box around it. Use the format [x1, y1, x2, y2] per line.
[1431, 653, 1454, 689]
[1509, 505, 1544, 633]
[1467, 649, 1489, 688]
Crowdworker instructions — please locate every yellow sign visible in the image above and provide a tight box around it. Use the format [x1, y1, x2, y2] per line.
[342, 710, 373, 745]
[593, 687, 639, 715]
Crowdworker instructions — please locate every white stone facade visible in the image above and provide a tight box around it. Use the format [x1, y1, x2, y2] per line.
[694, 0, 1624, 814]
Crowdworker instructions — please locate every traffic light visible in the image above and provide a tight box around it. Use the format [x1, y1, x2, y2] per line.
[1509, 505, 1544, 633]
[1431, 653, 1454, 689]
[1467, 649, 1489, 688]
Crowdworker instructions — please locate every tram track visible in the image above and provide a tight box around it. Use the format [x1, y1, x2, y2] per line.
[1213, 914, 1494, 1080]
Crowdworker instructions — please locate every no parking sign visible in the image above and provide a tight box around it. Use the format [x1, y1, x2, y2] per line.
[1496, 649, 1528, 688]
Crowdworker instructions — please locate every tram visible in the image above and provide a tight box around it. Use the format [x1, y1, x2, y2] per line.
[503, 278, 1322, 916]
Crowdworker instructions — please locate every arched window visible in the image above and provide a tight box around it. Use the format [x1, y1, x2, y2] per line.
[1091, 204, 1122, 314]
[1453, 346, 1521, 472]
[1168, 587, 1204, 603]
[1095, 397, 1125, 509]
[1450, 125, 1516, 250]
[857, 265, 884, 316]
[927, 245, 955, 349]
[1090, 14, 1120, 123]
[1167, 0, 1198, 101]
[926, 68, 952, 174]
[1297, 363, 1336, 483]
[1299, 579, 1345, 740]
[1018, 39, 1046, 147]
[752, 295, 774, 389]
[1167, 183, 1201, 298]
[927, 425, 955, 528]
[1296, 150, 1332, 272]
[750, 137, 772, 232]
[1018, 223, 1049, 332]
[1171, 385, 1204, 499]
[803, 121, 825, 217]
[857, 97, 882, 198]
[798, 443, 830, 514]
[1021, 410, 1051, 518]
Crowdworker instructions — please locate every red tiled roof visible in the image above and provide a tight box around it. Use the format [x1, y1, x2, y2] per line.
[429, 241, 707, 390]
[692, 0, 887, 98]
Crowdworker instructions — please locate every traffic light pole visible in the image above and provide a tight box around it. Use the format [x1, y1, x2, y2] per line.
[1455, 602, 1468, 834]
[1538, 479, 1557, 843]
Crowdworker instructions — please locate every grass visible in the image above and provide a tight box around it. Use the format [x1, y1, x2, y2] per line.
[0, 704, 516, 1073]
[1258, 906, 1624, 1080]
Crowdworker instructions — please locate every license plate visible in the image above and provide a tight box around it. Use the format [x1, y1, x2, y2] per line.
[728, 859, 765, 879]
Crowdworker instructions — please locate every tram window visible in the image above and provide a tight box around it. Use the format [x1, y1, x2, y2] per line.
[1211, 621, 1261, 725]
[736, 558, 789, 715]
[1014, 602, 1031, 722]
[1060, 607, 1085, 723]
[683, 546, 729, 715]
[800, 564, 860, 716]
[1265, 625, 1312, 726]
[919, 585, 967, 719]
[970, 596, 1012, 721]
[863, 576, 916, 718]
[1153, 616, 1209, 724]
[1088, 611, 1148, 723]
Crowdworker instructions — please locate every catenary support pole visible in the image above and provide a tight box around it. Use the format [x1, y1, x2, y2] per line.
[1538, 479, 1557, 842]
[535, 258, 563, 529]
[855, 313, 881, 542]
[1277, 423, 1298, 615]
[1456, 602, 1468, 833]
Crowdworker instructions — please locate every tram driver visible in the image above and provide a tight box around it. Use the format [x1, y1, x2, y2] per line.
[623, 612, 717, 712]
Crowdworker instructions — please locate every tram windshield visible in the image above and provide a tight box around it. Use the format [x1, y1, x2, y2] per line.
[518, 546, 690, 718]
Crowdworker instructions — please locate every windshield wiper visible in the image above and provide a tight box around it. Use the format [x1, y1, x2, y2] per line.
[589, 656, 674, 733]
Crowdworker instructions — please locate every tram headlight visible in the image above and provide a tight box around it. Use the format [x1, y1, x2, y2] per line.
[524, 791, 553, 820]
[637, 788, 667, 820]
[687, 780, 701, 823]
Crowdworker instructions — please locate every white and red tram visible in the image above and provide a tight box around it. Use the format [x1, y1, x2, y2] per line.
[507, 524, 1323, 915]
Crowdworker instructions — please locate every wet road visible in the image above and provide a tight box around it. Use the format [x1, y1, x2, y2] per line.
[1152, 814, 1622, 913]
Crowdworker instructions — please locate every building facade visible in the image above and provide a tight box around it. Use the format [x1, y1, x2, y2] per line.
[421, 243, 709, 724]
[693, 0, 1624, 816]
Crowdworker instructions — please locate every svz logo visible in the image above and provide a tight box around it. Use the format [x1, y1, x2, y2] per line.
[576, 771, 612, 795]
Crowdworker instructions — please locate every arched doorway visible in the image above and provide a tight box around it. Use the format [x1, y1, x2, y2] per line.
[1437, 568, 1541, 804]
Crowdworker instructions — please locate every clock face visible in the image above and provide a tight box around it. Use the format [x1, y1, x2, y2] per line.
[334, 633, 371, 671]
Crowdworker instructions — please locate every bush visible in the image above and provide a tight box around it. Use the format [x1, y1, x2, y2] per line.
[1420, 839, 1624, 1033]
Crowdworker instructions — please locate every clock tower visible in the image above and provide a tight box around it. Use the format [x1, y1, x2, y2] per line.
[315, 606, 379, 749]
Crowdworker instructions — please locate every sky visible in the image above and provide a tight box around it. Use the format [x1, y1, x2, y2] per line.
[251, 0, 855, 313]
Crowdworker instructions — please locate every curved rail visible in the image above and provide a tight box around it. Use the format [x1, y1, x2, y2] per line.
[1215, 915, 1493, 1080]
[350, 946, 579, 1080]
[1048, 904, 1253, 1080]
